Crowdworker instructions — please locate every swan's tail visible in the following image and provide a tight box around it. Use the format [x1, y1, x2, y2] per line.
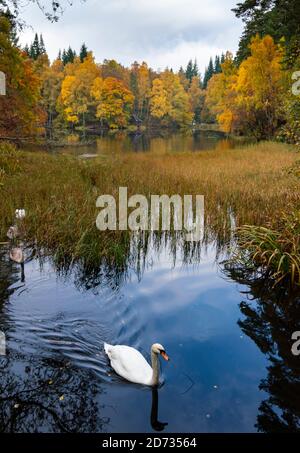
[104, 342, 112, 356]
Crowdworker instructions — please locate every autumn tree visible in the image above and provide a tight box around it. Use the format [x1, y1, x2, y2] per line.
[100, 59, 130, 86]
[60, 52, 99, 126]
[205, 36, 286, 138]
[150, 78, 168, 119]
[136, 62, 151, 120]
[234, 35, 285, 138]
[169, 74, 193, 126]
[205, 52, 238, 133]
[0, 13, 43, 136]
[150, 70, 192, 127]
[129, 61, 139, 118]
[40, 58, 64, 128]
[91, 76, 134, 128]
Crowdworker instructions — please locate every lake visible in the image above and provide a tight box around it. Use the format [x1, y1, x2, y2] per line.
[1, 231, 299, 433]
[49, 129, 253, 157]
[0, 132, 299, 433]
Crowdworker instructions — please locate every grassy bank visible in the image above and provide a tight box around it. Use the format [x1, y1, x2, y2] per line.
[1, 141, 299, 283]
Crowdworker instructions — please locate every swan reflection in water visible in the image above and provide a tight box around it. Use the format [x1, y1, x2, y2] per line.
[9, 247, 25, 282]
[151, 386, 168, 431]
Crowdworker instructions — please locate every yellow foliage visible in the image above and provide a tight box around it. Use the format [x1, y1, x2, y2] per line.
[0, 15, 43, 136]
[205, 37, 286, 138]
[150, 79, 168, 118]
[91, 77, 134, 128]
[150, 70, 192, 126]
[205, 52, 238, 133]
[59, 53, 100, 125]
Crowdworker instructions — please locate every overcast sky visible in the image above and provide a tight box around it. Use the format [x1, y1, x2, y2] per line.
[19, 0, 243, 74]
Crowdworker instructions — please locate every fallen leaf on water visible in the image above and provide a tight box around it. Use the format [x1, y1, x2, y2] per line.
[59, 395, 64, 401]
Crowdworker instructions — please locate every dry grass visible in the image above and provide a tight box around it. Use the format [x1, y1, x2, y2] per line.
[104, 141, 299, 215]
[1, 141, 299, 277]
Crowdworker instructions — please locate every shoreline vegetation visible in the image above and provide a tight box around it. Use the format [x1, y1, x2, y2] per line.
[0, 0, 300, 290]
[1, 140, 299, 288]
[1, 6, 299, 144]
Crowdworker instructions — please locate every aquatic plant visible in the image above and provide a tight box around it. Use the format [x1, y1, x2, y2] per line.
[1, 141, 299, 286]
[234, 213, 300, 287]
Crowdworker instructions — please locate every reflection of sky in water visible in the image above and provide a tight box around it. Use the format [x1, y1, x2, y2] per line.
[0, 242, 268, 432]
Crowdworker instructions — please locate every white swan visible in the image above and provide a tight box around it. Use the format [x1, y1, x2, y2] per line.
[104, 342, 169, 386]
[15, 209, 26, 220]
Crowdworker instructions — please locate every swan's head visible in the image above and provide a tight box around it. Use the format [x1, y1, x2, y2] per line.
[151, 343, 170, 361]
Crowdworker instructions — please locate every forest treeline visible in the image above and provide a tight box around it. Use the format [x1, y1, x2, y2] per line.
[0, 0, 299, 141]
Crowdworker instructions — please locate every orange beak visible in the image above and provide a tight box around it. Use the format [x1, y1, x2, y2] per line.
[160, 351, 170, 361]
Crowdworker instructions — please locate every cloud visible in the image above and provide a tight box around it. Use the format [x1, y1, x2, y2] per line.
[19, 0, 242, 72]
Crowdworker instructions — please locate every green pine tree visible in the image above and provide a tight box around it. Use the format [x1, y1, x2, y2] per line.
[192, 59, 199, 77]
[30, 33, 40, 60]
[232, 0, 300, 64]
[202, 57, 214, 89]
[79, 43, 88, 62]
[39, 34, 46, 54]
[214, 55, 221, 73]
[66, 46, 75, 63]
[62, 49, 68, 65]
[185, 59, 194, 83]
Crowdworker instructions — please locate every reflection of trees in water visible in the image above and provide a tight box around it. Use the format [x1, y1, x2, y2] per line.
[0, 229, 230, 432]
[0, 247, 20, 304]
[0, 248, 110, 433]
[0, 236, 173, 433]
[51, 231, 229, 292]
[224, 262, 300, 432]
[0, 354, 109, 432]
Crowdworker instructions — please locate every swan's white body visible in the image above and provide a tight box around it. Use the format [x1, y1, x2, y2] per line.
[104, 342, 169, 386]
[15, 209, 26, 220]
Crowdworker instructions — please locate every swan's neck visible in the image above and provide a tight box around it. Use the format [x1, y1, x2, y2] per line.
[151, 351, 160, 386]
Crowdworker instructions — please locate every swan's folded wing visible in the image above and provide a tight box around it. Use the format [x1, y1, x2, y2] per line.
[109, 345, 153, 385]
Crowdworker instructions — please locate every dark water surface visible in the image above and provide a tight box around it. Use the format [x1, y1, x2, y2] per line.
[1, 131, 300, 432]
[1, 235, 299, 433]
